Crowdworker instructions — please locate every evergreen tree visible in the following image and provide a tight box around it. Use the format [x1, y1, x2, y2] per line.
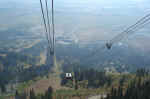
[44, 86, 53, 99]
[15, 90, 19, 96]
[30, 88, 36, 99]
[1, 84, 6, 93]
[105, 77, 150, 99]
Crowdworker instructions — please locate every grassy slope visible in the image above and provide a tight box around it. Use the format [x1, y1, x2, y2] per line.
[26, 57, 69, 94]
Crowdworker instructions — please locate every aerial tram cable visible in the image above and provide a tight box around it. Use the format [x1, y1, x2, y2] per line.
[45, 0, 53, 51]
[83, 13, 150, 61]
[106, 14, 150, 49]
[39, 0, 51, 48]
[39, 0, 53, 55]
[108, 14, 150, 48]
[51, 0, 55, 54]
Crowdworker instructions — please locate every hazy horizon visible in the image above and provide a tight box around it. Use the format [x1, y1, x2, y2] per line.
[0, 0, 150, 52]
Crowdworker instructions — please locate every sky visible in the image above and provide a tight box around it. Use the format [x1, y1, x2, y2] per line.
[0, 0, 150, 50]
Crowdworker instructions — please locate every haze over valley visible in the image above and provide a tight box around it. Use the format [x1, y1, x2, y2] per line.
[0, 0, 150, 98]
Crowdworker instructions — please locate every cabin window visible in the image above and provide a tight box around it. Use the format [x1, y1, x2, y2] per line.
[65, 73, 72, 78]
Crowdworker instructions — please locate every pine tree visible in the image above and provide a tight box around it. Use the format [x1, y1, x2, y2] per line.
[29, 88, 36, 99]
[1, 84, 6, 93]
[44, 86, 53, 99]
